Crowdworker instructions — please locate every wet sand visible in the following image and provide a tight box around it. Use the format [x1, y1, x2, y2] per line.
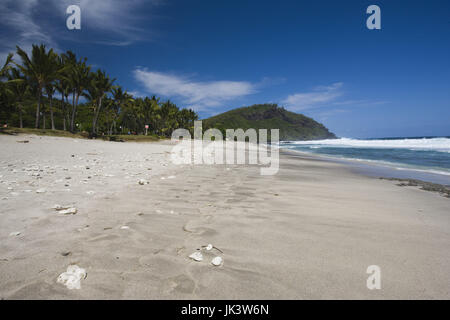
[1, 135, 449, 299]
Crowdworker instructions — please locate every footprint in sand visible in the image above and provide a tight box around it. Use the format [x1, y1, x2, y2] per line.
[182, 221, 217, 236]
[87, 233, 120, 243]
[165, 274, 196, 294]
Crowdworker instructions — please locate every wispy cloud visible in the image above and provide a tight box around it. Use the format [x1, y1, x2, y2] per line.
[0, 0, 59, 61]
[133, 68, 257, 111]
[0, 0, 162, 61]
[53, 0, 162, 45]
[280, 83, 390, 121]
[281, 82, 343, 111]
[331, 99, 389, 107]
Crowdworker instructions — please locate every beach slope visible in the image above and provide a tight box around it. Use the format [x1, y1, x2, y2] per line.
[0, 135, 449, 299]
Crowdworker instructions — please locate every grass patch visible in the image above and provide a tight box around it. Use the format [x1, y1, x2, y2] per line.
[101, 134, 161, 142]
[0, 127, 86, 139]
[0, 127, 163, 142]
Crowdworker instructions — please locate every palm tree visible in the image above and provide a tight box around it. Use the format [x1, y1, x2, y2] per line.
[142, 96, 161, 135]
[0, 54, 14, 108]
[41, 50, 66, 130]
[121, 97, 145, 133]
[6, 67, 30, 128]
[55, 52, 73, 131]
[45, 83, 56, 129]
[160, 100, 180, 136]
[55, 78, 68, 130]
[58, 51, 76, 130]
[15, 45, 59, 128]
[178, 108, 198, 133]
[68, 57, 91, 132]
[85, 69, 115, 135]
[0, 53, 13, 78]
[111, 87, 133, 134]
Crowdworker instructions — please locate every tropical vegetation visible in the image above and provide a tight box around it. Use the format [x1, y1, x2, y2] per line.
[0, 44, 198, 138]
[203, 104, 336, 141]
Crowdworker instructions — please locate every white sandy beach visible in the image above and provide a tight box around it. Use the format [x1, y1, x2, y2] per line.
[0, 134, 449, 299]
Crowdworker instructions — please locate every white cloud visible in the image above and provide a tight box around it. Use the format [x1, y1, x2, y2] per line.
[0, 0, 162, 61]
[0, 0, 59, 61]
[281, 82, 343, 111]
[133, 68, 256, 111]
[53, 0, 162, 44]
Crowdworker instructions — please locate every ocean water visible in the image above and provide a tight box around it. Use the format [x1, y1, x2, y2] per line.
[279, 137, 450, 184]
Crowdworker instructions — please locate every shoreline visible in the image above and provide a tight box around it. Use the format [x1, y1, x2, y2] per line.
[280, 147, 450, 186]
[1, 135, 449, 299]
[282, 148, 450, 198]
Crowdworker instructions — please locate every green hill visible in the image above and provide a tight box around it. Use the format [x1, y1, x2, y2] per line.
[203, 104, 336, 141]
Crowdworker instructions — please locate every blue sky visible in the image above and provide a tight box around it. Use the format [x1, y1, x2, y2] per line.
[1, 0, 449, 138]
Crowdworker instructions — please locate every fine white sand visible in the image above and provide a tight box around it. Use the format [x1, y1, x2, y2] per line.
[0, 135, 449, 299]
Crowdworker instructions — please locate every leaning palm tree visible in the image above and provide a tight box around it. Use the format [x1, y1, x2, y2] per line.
[0, 53, 13, 77]
[0, 53, 13, 102]
[15, 45, 60, 128]
[85, 69, 115, 135]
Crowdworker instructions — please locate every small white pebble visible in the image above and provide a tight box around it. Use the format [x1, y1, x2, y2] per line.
[138, 179, 147, 185]
[189, 251, 203, 262]
[58, 208, 77, 215]
[57, 265, 86, 290]
[211, 256, 223, 266]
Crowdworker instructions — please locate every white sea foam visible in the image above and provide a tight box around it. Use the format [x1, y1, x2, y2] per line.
[281, 143, 450, 178]
[283, 137, 450, 152]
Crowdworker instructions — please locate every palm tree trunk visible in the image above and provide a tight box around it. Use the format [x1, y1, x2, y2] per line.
[92, 106, 97, 134]
[49, 94, 55, 130]
[19, 107, 23, 128]
[92, 97, 103, 134]
[62, 92, 66, 131]
[70, 92, 78, 132]
[65, 94, 70, 131]
[70, 92, 75, 132]
[35, 92, 41, 128]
